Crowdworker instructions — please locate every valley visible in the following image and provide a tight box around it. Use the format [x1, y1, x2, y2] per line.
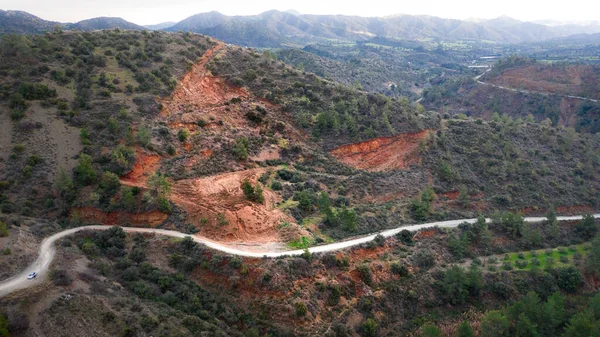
[0, 8, 599, 337]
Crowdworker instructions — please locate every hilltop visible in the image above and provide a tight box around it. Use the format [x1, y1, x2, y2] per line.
[0, 10, 144, 34]
[4, 9, 600, 46]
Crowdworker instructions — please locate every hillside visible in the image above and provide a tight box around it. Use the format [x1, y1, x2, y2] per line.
[69, 17, 145, 31]
[276, 40, 479, 99]
[0, 29, 599, 337]
[0, 30, 598, 243]
[165, 10, 600, 47]
[423, 57, 600, 133]
[5, 9, 600, 45]
[0, 10, 144, 33]
[0, 10, 64, 34]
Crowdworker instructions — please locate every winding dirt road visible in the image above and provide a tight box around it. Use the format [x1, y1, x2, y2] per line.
[1, 214, 598, 297]
[474, 68, 598, 103]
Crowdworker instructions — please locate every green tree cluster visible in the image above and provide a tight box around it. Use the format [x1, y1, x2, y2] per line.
[241, 180, 264, 204]
[434, 265, 483, 305]
[411, 186, 435, 221]
[233, 137, 249, 160]
[478, 291, 600, 337]
[448, 216, 492, 259]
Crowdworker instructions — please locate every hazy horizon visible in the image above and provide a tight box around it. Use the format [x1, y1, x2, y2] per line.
[2, 0, 600, 26]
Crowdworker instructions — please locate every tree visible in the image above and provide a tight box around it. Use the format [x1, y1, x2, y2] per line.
[361, 318, 378, 337]
[75, 153, 97, 185]
[55, 168, 76, 202]
[297, 190, 312, 211]
[0, 221, 8, 237]
[456, 321, 474, 337]
[397, 230, 414, 245]
[317, 191, 331, 213]
[137, 126, 151, 147]
[148, 173, 171, 197]
[295, 302, 308, 317]
[458, 185, 470, 207]
[338, 207, 358, 231]
[575, 214, 597, 239]
[547, 205, 560, 239]
[492, 211, 524, 238]
[0, 313, 8, 337]
[585, 237, 600, 277]
[421, 324, 442, 337]
[233, 137, 249, 160]
[555, 266, 583, 293]
[515, 313, 539, 337]
[121, 187, 136, 211]
[412, 186, 435, 221]
[539, 292, 565, 335]
[438, 265, 469, 305]
[522, 222, 542, 248]
[177, 128, 189, 142]
[481, 311, 509, 337]
[99, 171, 120, 197]
[563, 312, 595, 337]
[241, 180, 264, 204]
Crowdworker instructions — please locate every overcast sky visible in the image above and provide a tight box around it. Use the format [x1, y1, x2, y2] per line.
[3, 0, 599, 25]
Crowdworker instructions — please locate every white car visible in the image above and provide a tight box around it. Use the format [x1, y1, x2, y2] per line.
[27, 272, 37, 280]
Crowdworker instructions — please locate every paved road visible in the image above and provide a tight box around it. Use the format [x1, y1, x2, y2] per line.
[474, 69, 598, 103]
[1, 214, 598, 297]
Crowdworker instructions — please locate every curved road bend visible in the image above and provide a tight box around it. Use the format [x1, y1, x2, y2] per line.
[1, 214, 599, 297]
[474, 69, 598, 103]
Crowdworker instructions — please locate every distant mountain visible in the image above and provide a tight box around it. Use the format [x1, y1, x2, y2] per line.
[166, 10, 600, 47]
[0, 10, 64, 34]
[4, 9, 600, 47]
[285, 9, 301, 16]
[0, 10, 144, 34]
[144, 21, 176, 30]
[69, 17, 145, 31]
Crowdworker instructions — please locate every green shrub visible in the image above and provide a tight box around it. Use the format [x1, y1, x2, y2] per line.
[391, 262, 409, 276]
[294, 302, 307, 317]
[0, 221, 8, 237]
[75, 154, 97, 185]
[357, 264, 373, 286]
[241, 180, 264, 203]
[515, 259, 528, 269]
[177, 128, 189, 142]
[502, 261, 513, 271]
[233, 137, 249, 160]
[361, 318, 378, 337]
[271, 180, 282, 190]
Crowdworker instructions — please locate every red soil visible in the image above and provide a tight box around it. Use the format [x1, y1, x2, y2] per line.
[488, 64, 596, 98]
[120, 148, 161, 188]
[414, 229, 436, 240]
[71, 207, 168, 227]
[160, 43, 251, 127]
[441, 191, 460, 200]
[330, 130, 432, 172]
[557, 205, 595, 215]
[171, 168, 308, 243]
[520, 205, 595, 216]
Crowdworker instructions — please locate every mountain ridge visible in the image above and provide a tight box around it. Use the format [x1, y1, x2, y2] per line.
[3, 9, 600, 46]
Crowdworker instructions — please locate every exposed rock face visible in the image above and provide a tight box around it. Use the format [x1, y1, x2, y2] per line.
[330, 130, 432, 172]
[72, 207, 168, 227]
[171, 168, 308, 243]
